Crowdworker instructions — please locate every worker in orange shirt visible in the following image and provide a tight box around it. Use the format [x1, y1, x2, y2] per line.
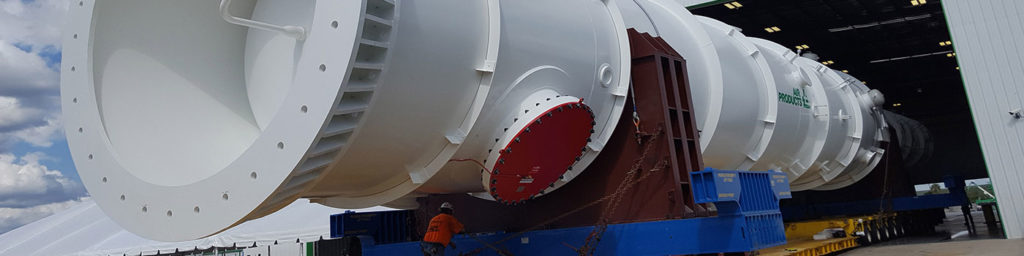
[421, 202, 464, 256]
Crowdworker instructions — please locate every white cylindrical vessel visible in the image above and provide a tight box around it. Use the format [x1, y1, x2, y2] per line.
[814, 71, 890, 190]
[62, 0, 630, 241]
[304, 0, 631, 209]
[617, 0, 723, 150]
[747, 38, 830, 180]
[884, 110, 933, 168]
[789, 58, 863, 191]
[62, 0, 909, 242]
[694, 16, 777, 170]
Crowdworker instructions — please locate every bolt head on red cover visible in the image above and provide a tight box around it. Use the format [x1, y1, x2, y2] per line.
[488, 102, 595, 204]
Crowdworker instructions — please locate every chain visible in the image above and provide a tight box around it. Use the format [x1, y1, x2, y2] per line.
[578, 128, 665, 255]
[630, 82, 643, 145]
[462, 128, 665, 256]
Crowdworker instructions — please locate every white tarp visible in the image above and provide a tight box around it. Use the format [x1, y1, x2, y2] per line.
[0, 199, 393, 256]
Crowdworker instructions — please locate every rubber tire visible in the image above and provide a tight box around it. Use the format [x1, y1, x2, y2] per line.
[883, 220, 893, 241]
[870, 221, 882, 242]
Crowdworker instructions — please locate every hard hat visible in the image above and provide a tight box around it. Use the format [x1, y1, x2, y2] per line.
[440, 202, 454, 210]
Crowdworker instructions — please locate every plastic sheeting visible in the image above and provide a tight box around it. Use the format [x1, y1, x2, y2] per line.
[0, 199, 392, 256]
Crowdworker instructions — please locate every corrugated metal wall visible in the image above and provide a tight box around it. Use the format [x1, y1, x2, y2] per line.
[943, 0, 1024, 239]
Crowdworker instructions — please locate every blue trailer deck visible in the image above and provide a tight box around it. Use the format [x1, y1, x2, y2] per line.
[329, 168, 793, 255]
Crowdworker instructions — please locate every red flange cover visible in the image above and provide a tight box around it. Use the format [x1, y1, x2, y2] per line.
[489, 102, 595, 204]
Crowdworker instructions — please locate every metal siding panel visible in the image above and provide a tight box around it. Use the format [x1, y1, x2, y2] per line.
[992, 3, 1024, 236]
[977, 1, 1024, 240]
[944, 0, 1024, 239]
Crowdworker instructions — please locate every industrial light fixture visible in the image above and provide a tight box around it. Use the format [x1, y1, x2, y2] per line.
[871, 50, 954, 63]
[724, 1, 743, 9]
[764, 26, 781, 33]
[939, 40, 952, 46]
[911, 0, 927, 6]
[829, 14, 931, 32]
[821, 60, 835, 65]
[947, 52, 957, 57]
[892, 103, 903, 107]
[956, 66, 961, 70]
[842, 70, 849, 73]
[796, 44, 810, 50]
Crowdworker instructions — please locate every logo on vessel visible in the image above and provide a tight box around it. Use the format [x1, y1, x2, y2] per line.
[778, 88, 811, 109]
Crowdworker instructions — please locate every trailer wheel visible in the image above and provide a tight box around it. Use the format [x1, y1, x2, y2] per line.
[857, 233, 871, 245]
[869, 220, 881, 243]
[879, 220, 891, 241]
[868, 221, 884, 242]
[855, 221, 871, 245]
[890, 218, 902, 238]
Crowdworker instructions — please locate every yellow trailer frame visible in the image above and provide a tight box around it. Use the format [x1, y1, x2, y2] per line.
[760, 214, 903, 256]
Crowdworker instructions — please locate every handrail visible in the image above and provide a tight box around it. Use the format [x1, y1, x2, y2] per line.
[219, 0, 306, 40]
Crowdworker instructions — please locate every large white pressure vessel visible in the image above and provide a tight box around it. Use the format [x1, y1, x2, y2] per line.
[746, 38, 830, 180]
[616, 2, 891, 188]
[693, 16, 778, 170]
[63, 0, 901, 241]
[884, 111, 933, 168]
[813, 72, 891, 190]
[789, 58, 864, 191]
[62, 0, 631, 241]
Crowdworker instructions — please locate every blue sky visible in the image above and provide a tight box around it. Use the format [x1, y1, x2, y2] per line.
[0, 0, 84, 235]
[11, 131, 77, 181]
[7, 30, 75, 182]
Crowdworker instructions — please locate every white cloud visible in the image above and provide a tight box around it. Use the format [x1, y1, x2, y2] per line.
[0, 39, 60, 98]
[9, 115, 62, 148]
[0, 94, 62, 148]
[0, 96, 47, 132]
[0, 0, 68, 150]
[0, 0, 69, 48]
[0, 197, 83, 234]
[0, 152, 84, 208]
[0, 43, 64, 149]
